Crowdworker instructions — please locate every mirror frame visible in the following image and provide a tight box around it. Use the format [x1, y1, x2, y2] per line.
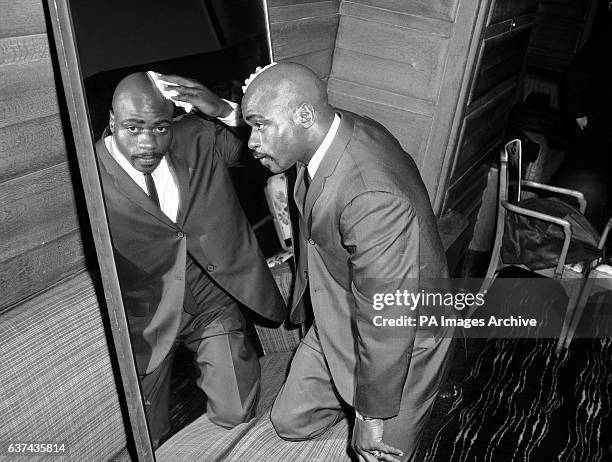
[45, 1, 274, 460]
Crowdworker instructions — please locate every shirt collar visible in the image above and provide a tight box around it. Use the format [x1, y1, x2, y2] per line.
[307, 113, 340, 179]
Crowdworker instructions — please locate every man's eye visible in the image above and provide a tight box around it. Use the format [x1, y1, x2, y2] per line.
[126, 126, 138, 133]
[155, 127, 169, 134]
[255, 123, 264, 130]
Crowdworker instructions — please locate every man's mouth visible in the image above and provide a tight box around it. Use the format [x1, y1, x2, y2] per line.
[135, 153, 163, 164]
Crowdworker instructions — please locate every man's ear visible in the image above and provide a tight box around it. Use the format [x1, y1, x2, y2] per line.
[295, 103, 315, 128]
[109, 110, 115, 133]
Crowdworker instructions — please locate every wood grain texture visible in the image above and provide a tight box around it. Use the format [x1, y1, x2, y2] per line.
[282, 49, 334, 78]
[0, 0, 46, 39]
[268, 0, 326, 7]
[0, 59, 60, 129]
[488, 0, 538, 25]
[328, 85, 432, 160]
[347, 0, 458, 22]
[471, 26, 531, 101]
[333, 16, 448, 101]
[0, 230, 86, 312]
[0, 34, 51, 66]
[328, 77, 436, 116]
[270, 15, 338, 60]
[0, 115, 68, 183]
[0, 162, 80, 262]
[484, 13, 534, 38]
[452, 83, 517, 183]
[269, 1, 338, 22]
[445, 164, 489, 214]
[340, 1, 453, 38]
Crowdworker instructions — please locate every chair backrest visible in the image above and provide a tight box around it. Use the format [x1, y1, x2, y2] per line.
[495, 139, 523, 241]
[502, 138, 524, 203]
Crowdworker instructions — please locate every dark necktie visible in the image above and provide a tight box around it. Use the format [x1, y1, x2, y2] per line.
[304, 169, 311, 191]
[144, 173, 160, 207]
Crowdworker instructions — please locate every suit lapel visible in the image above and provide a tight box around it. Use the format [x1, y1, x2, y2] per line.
[300, 112, 354, 231]
[95, 136, 176, 228]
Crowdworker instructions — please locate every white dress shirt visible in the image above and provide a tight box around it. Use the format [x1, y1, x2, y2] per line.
[105, 136, 179, 222]
[307, 113, 341, 179]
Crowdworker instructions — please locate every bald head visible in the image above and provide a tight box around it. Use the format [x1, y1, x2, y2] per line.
[243, 63, 330, 115]
[112, 72, 173, 115]
[242, 63, 336, 173]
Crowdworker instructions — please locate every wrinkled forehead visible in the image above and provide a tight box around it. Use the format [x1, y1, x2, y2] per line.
[114, 92, 173, 121]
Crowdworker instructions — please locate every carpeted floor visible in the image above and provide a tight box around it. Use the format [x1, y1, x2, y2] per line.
[418, 337, 612, 462]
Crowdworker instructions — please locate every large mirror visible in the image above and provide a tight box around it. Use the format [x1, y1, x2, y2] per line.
[48, 0, 281, 455]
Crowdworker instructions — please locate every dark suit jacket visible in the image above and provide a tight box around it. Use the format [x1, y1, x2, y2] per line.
[95, 114, 285, 374]
[291, 111, 453, 418]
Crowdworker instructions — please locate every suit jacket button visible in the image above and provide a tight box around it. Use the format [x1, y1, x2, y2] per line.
[308, 238, 315, 245]
[206, 264, 215, 272]
[177, 231, 185, 238]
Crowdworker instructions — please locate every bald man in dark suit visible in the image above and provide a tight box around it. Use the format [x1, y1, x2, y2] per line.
[242, 63, 454, 462]
[96, 72, 285, 444]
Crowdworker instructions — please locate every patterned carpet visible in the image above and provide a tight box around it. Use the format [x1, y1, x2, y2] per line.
[419, 337, 612, 462]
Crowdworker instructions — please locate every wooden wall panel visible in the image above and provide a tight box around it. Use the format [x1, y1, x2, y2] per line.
[341, 1, 453, 37]
[445, 164, 489, 215]
[268, 0, 338, 22]
[0, 1, 87, 311]
[440, 0, 535, 218]
[349, 0, 459, 22]
[329, 0, 489, 208]
[489, 0, 538, 24]
[0, 59, 60, 128]
[268, 0, 339, 80]
[270, 16, 337, 60]
[328, 81, 432, 157]
[0, 231, 85, 311]
[452, 83, 517, 184]
[0, 0, 46, 38]
[0, 34, 50, 65]
[0, 115, 67, 183]
[0, 163, 80, 262]
[470, 26, 531, 102]
[333, 16, 448, 101]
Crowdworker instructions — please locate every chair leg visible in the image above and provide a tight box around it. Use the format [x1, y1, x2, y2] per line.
[556, 279, 584, 353]
[563, 275, 597, 349]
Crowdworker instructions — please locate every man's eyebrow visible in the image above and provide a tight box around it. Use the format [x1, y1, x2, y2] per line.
[120, 118, 172, 125]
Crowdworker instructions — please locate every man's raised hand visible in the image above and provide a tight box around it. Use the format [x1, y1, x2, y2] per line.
[156, 74, 232, 118]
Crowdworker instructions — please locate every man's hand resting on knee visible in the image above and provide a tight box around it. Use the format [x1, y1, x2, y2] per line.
[352, 415, 404, 462]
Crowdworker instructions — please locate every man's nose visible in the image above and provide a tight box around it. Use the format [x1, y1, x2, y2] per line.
[138, 131, 156, 151]
[247, 130, 260, 150]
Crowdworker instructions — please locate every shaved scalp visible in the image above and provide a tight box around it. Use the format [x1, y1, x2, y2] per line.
[244, 63, 333, 120]
[112, 72, 173, 115]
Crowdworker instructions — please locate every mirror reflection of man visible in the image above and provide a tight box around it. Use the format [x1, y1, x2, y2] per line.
[95, 72, 285, 446]
[242, 63, 454, 462]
